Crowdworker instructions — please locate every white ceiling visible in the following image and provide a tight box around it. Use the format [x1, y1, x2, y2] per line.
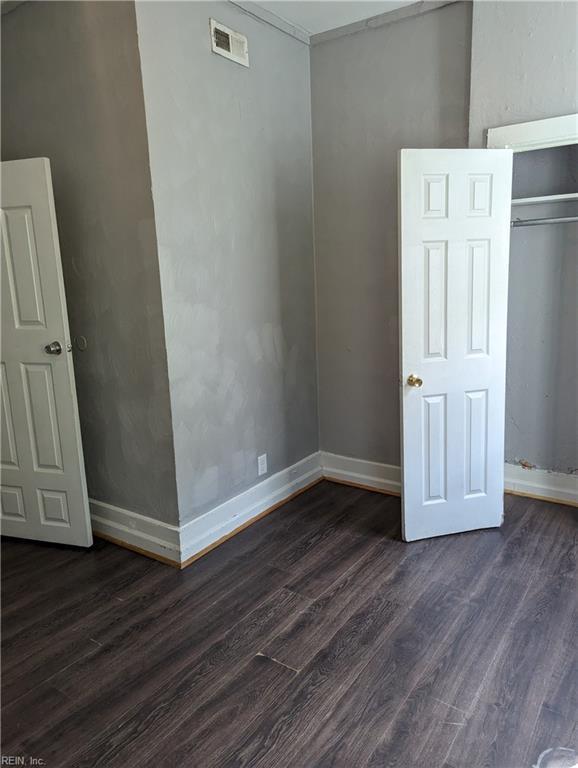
[254, 1, 415, 36]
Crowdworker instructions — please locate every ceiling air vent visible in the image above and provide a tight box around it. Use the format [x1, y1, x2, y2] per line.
[210, 19, 249, 68]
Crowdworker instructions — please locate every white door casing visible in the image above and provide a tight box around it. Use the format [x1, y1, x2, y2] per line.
[1, 158, 92, 546]
[399, 149, 513, 541]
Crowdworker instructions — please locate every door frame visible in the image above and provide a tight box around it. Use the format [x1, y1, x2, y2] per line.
[486, 113, 578, 152]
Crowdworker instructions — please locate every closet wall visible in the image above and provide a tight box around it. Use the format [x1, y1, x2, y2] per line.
[470, 0, 578, 473]
[507, 147, 577, 473]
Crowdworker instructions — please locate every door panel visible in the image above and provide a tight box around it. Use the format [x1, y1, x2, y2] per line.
[465, 389, 488, 497]
[467, 240, 490, 355]
[2, 206, 47, 327]
[399, 149, 513, 541]
[21, 362, 64, 472]
[423, 241, 447, 360]
[1, 363, 19, 469]
[422, 394, 446, 503]
[1, 486, 26, 521]
[1, 158, 92, 546]
[38, 489, 70, 526]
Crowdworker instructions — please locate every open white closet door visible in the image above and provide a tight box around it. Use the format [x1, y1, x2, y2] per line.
[399, 149, 513, 541]
[1, 158, 92, 546]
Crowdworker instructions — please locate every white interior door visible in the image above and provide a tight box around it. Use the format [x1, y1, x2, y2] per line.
[399, 149, 513, 541]
[1, 158, 92, 546]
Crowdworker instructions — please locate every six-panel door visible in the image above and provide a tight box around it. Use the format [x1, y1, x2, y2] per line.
[399, 149, 513, 541]
[1, 158, 92, 546]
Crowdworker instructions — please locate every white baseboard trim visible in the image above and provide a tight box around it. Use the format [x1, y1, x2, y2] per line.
[90, 498, 181, 564]
[320, 452, 577, 507]
[179, 452, 322, 563]
[91, 452, 576, 565]
[90, 452, 322, 566]
[504, 463, 578, 506]
[320, 451, 401, 496]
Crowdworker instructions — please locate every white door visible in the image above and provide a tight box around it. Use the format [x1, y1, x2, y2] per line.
[399, 149, 513, 541]
[1, 158, 92, 546]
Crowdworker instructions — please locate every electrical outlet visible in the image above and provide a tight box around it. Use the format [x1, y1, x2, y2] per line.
[258, 454, 267, 476]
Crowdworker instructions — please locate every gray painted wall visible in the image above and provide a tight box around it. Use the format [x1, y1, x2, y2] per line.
[311, 1, 471, 465]
[135, 2, 318, 524]
[507, 149, 577, 474]
[469, 0, 578, 149]
[3, 0, 573, 532]
[1, 1, 179, 523]
[470, 1, 578, 473]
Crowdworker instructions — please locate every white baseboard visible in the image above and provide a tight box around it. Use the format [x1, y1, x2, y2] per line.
[179, 452, 322, 563]
[91, 452, 576, 566]
[90, 498, 181, 564]
[504, 463, 578, 506]
[90, 452, 322, 566]
[320, 451, 401, 496]
[320, 452, 577, 507]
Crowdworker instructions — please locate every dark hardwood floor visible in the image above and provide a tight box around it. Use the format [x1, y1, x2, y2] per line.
[1, 480, 576, 768]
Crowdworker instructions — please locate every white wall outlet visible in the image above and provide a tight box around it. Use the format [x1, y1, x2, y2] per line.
[258, 453, 267, 476]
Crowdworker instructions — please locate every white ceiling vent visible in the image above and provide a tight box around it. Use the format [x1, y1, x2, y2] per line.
[210, 19, 249, 68]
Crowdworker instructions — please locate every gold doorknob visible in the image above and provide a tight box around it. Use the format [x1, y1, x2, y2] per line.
[407, 374, 423, 388]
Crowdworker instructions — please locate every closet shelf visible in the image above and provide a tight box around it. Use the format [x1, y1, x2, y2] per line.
[511, 192, 578, 206]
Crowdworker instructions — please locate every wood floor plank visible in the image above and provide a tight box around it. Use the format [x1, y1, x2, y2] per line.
[2, 556, 233, 703]
[1, 556, 165, 663]
[13, 563, 292, 765]
[263, 540, 407, 670]
[363, 573, 529, 768]
[271, 486, 370, 572]
[255, 509, 534, 768]
[282, 580, 468, 768]
[1, 636, 103, 707]
[1, 542, 155, 638]
[65, 587, 310, 768]
[207, 480, 347, 565]
[1, 683, 72, 755]
[523, 613, 578, 767]
[127, 654, 296, 768]
[283, 493, 400, 599]
[217, 575, 464, 768]
[445, 573, 575, 768]
[0, 536, 110, 585]
[263, 532, 445, 671]
[358, 501, 556, 768]
[490, 497, 576, 581]
[1, 482, 575, 768]
[200, 481, 373, 588]
[220, 600, 405, 767]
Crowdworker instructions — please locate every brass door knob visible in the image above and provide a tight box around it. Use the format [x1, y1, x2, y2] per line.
[407, 374, 423, 388]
